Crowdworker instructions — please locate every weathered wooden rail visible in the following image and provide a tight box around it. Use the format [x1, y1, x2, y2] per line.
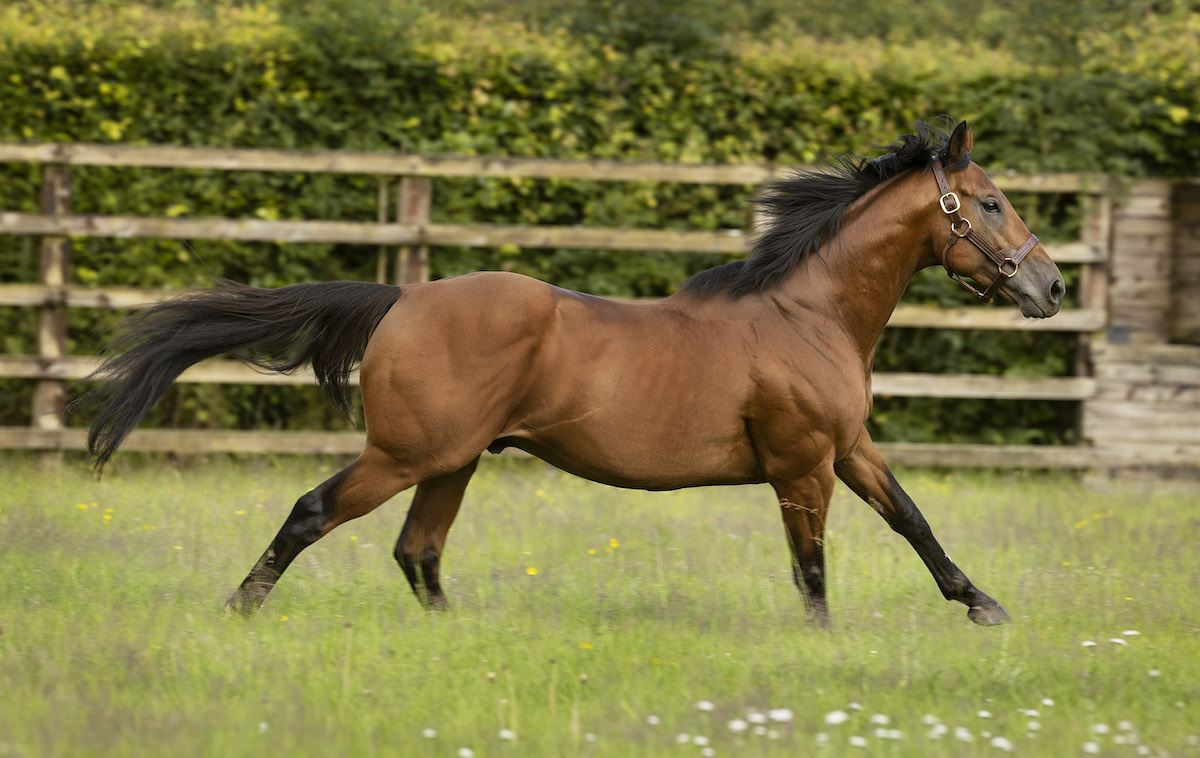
[2, 141, 1194, 471]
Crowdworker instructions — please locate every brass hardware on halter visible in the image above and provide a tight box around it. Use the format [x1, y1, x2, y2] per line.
[939, 192, 961, 214]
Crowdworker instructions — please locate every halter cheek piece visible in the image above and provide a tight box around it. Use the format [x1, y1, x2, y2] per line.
[930, 155, 1038, 303]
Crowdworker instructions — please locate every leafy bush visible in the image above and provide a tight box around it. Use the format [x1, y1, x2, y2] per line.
[1, 1, 1196, 443]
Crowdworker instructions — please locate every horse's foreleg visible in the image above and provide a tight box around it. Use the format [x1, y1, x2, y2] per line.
[226, 446, 412, 615]
[394, 456, 479, 610]
[771, 463, 836, 627]
[833, 431, 1009, 626]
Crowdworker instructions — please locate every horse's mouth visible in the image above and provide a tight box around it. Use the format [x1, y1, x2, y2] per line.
[1016, 295, 1058, 319]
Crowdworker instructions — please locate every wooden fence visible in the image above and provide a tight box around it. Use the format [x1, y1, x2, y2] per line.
[1, 141, 1193, 470]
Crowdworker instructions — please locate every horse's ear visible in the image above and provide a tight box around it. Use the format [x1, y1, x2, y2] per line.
[947, 120, 973, 165]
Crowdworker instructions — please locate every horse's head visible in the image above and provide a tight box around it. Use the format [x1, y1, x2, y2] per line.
[930, 121, 1065, 318]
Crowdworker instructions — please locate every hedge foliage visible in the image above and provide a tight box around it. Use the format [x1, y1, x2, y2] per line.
[1, 1, 1197, 444]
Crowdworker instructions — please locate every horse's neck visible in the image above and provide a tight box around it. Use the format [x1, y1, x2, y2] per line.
[773, 171, 936, 359]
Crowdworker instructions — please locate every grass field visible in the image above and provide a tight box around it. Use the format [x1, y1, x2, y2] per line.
[1, 455, 1197, 757]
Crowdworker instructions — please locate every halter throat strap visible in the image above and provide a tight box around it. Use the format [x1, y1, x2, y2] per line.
[930, 155, 1038, 302]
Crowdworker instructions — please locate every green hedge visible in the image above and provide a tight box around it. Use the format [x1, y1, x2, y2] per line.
[1, 2, 1197, 444]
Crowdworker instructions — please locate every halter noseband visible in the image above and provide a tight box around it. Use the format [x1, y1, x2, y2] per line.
[930, 155, 1038, 302]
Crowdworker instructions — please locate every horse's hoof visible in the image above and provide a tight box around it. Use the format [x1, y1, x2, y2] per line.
[967, 602, 1010, 626]
[419, 593, 449, 612]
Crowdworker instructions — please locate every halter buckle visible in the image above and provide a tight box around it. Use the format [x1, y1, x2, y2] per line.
[998, 257, 1019, 278]
[939, 192, 961, 215]
[951, 217, 972, 237]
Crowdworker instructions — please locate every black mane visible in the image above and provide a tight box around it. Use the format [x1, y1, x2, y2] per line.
[681, 120, 969, 298]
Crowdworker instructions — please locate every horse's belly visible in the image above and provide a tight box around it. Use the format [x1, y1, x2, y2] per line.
[492, 427, 764, 491]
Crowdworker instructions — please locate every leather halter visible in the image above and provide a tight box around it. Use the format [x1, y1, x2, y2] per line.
[930, 155, 1038, 302]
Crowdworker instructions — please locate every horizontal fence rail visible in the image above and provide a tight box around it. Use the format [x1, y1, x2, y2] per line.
[0, 427, 1123, 469]
[0, 355, 1099, 399]
[0, 142, 1115, 192]
[0, 141, 1121, 466]
[0, 212, 1106, 262]
[0, 284, 1109, 332]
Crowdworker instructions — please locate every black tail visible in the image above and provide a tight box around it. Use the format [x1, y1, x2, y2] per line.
[73, 280, 403, 472]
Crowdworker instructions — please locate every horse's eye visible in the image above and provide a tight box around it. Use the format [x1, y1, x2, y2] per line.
[983, 199, 1001, 214]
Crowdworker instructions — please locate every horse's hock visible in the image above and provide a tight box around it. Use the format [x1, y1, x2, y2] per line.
[1082, 180, 1200, 486]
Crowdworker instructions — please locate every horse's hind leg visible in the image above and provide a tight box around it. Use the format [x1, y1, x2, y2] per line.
[394, 456, 479, 610]
[226, 446, 412, 615]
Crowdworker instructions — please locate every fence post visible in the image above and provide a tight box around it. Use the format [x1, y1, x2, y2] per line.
[1073, 190, 1113, 453]
[375, 177, 392, 283]
[1076, 191, 1112, 359]
[34, 164, 71, 449]
[395, 177, 431, 285]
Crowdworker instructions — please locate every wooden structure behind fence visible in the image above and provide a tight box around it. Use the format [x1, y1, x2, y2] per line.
[0, 142, 1196, 472]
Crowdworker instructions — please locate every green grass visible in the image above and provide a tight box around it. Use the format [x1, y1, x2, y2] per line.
[1, 455, 1198, 757]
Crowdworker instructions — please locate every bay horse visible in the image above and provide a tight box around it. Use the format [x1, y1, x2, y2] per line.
[78, 120, 1064, 626]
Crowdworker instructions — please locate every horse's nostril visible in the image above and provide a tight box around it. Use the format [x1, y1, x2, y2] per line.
[1049, 278, 1064, 304]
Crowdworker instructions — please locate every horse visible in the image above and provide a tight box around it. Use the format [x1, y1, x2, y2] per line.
[77, 120, 1064, 626]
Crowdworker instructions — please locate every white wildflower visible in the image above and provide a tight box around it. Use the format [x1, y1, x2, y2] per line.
[647, 714, 661, 726]
[1092, 724, 1110, 734]
[746, 712, 767, 724]
[1081, 640, 1097, 647]
[421, 728, 436, 739]
[978, 710, 992, 719]
[869, 714, 890, 725]
[824, 710, 849, 725]
[1041, 698, 1055, 706]
[991, 736, 1015, 751]
[769, 708, 794, 722]
[1109, 638, 1128, 646]
[675, 733, 690, 744]
[929, 724, 948, 739]
[1122, 630, 1140, 636]
[457, 749, 475, 758]
[1083, 742, 1100, 754]
[497, 729, 515, 741]
[701, 749, 715, 758]
[697, 700, 716, 712]
[693, 736, 709, 747]
[954, 727, 973, 742]
[922, 714, 941, 725]
[728, 719, 748, 733]
[849, 736, 868, 748]
[1028, 721, 1041, 731]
